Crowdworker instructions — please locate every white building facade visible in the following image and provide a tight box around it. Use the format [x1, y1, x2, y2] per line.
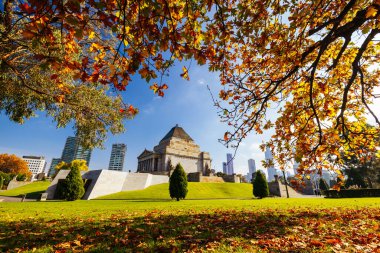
[22, 156, 46, 180]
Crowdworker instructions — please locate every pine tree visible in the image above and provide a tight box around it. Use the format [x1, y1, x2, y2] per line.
[319, 178, 329, 195]
[62, 166, 85, 201]
[169, 163, 188, 201]
[253, 171, 269, 199]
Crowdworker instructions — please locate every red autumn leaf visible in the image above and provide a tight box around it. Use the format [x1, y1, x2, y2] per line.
[51, 74, 58, 80]
[224, 132, 229, 141]
[19, 3, 34, 14]
[310, 240, 324, 247]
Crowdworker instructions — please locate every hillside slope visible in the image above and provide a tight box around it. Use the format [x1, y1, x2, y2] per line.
[97, 182, 253, 200]
[0, 181, 50, 199]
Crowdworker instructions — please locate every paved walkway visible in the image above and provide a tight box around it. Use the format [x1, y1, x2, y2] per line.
[0, 196, 37, 202]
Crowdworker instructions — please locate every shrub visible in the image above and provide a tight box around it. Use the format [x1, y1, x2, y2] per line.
[0, 172, 11, 187]
[169, 163, 188, 201]
[62, 167, 85, 201]
[325, 189, 380, 198]
[0, 176, 3, 190]
[319, 178, 329, 195]
[16, 174, 27, 181]
[253, 171, 269, 199]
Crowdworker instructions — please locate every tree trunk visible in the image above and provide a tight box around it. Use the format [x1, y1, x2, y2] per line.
[176, 197, 179, 201]
[282, 170, 290, 198]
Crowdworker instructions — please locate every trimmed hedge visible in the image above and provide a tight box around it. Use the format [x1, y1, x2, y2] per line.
[325, 189, 380, 198]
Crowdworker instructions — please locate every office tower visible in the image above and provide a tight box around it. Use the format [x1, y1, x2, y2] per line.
[108, 143, 127, 171]
[61, 136, 92, 166]
[22, 156, 46, 180]
[222, 162, 227, 174]
[226, 153, 234, 175]
[265, 146, 277, 182]
[48, 158, 62, 176]
[247, 159, 256, 182]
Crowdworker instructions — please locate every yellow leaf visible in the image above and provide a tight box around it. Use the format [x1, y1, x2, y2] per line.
[88, 31, 95, 39]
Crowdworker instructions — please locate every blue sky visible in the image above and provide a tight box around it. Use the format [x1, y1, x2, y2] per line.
[0, 64, 273, 176]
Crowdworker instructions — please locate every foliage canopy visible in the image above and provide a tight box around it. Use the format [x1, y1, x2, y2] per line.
[0, 153, 31, 177]
[1, 0, 379, 173]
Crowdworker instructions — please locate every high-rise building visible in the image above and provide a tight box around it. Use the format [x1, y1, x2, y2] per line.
[226, 153, 234, 175]
[246, 159, 256, 182]
[222, 162, 227, 174]
[265, 146, 277, 182]
[22, 156, 46, 180]
[61, 136, 92, 166]
[48, 158, 62, 177]
[108, 143, 127, 171]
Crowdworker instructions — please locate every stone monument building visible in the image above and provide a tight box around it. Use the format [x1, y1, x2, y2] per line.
[137, 125, 211, 175]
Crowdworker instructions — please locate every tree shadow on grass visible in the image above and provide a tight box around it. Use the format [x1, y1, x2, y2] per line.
[0, 208, 376, 252]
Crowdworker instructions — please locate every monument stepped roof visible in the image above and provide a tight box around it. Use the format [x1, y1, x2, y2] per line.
[160, 124, 193, 142]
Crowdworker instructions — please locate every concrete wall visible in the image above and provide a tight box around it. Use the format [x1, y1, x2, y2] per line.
[187, 172, 240, 183]
[268, 181, 281, 197]
[6, 180, 33, 190]
[122, 173, 168, 191]
[149, 174, 169, 186]
[46, 170, 71, 200]
[165, 155, 200, 174]
[46, 170, 170, 200]
[84, 170, 128, 200]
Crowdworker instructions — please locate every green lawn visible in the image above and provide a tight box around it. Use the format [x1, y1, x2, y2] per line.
[1, 198, 379, 252]
[98, 182, 254, 200]
[0, 181, 50, 199]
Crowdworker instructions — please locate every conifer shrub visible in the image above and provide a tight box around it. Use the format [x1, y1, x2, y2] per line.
[62, 166, 85, 201]
[169, 163, 188, 201]
[253, 170, 269, 199]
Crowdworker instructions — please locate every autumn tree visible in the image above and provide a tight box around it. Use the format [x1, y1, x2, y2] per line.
[0, 0, 209, 148]
[212, 0, 380, 177]
[253, 171, 269, 199]
[0, 153, 31, 176]
[169, 163, 188, 201]
[2, 0, 380, 176]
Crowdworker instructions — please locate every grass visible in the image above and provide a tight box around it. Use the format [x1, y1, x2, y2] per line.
[1, 198, 379, 252]
[0, 181, 50, 199]
[1, 182, 379, 252]
[97, 182, 254, 200]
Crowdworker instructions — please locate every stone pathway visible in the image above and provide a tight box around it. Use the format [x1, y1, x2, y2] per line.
[0, 196, 37, 202]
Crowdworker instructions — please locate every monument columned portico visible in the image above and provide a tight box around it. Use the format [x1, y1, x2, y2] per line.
[137, 125, 211, 175]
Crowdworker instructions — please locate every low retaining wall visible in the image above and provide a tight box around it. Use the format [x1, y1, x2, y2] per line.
[46, 170, 169, 200]
[7, 180, 33, 190]
[187, 172, 240, 183]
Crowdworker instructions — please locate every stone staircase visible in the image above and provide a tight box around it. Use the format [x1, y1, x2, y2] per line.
[278, 181, 305, 198]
